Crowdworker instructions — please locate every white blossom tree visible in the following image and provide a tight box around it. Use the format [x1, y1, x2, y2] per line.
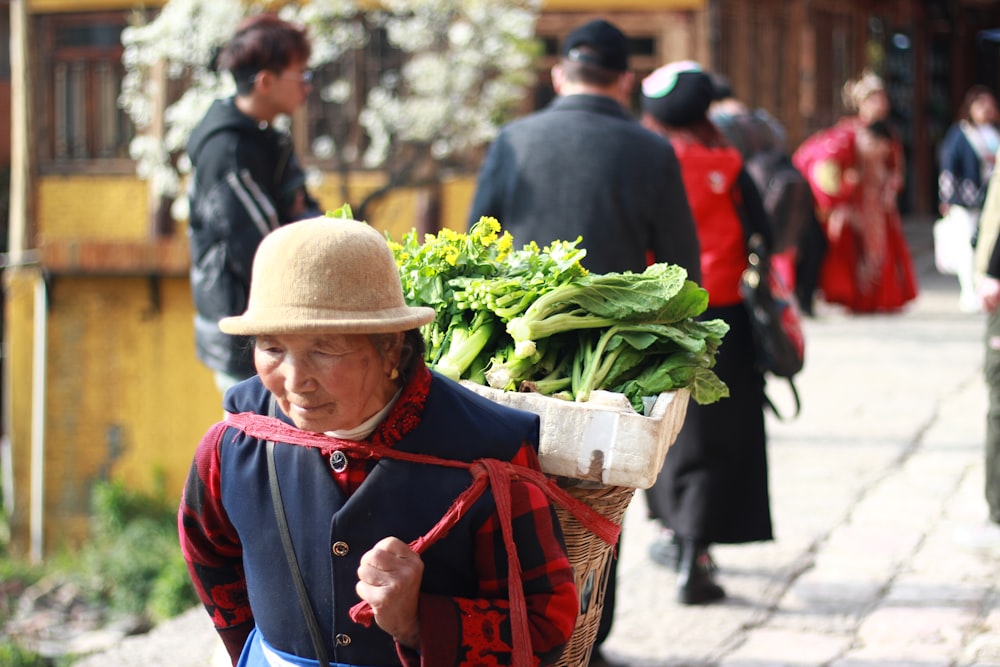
[120, 0, 542, 226]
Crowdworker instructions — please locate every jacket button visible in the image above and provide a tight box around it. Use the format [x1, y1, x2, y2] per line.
[329, 450, 348, 472]
[335, 633, 352, 646]
[331, 541, 349, 557]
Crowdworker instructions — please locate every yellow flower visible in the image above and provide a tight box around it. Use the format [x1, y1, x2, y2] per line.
[472, 216, 502, 247]
[495, 232, 513, 261]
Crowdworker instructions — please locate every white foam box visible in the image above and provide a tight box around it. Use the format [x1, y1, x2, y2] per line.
[461, 384, 690, 489]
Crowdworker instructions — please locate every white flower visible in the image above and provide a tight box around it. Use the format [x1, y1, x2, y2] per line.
[312, 135, 336, 159]
[322, 79, 352, 104]
[305, 167, 325, 190]
[121, 0, 541, 207]
[171, 195, 190, 222]
[448, 20, 474, 48]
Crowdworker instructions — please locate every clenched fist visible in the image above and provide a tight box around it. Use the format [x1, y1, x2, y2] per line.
[356, 536, 424, 649]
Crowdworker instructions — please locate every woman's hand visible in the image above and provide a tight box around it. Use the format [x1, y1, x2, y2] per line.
[356, 536, 424, 649]
[827, 206, 850, 240]
[980, 276, 1000, 313]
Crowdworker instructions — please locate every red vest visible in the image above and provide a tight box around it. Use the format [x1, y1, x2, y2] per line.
[670, 140, 747, 306]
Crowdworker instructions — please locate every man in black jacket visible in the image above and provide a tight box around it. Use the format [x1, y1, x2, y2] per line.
[187, 13, 321, 393]
[467, 18, 701, 666]
[467, 19, 700, 277]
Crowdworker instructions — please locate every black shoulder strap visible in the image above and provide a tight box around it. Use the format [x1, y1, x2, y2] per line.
[764, 378, 801, 421]
[266, 396, 332, 667]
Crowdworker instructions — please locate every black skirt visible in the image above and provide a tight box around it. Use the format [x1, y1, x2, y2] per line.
[645, 302, 774, 544]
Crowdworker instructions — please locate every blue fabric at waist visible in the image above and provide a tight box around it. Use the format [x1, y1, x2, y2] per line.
[237, 627, 380, 667]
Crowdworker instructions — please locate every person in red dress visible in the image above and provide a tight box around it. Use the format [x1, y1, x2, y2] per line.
[793, 70, 919, 313]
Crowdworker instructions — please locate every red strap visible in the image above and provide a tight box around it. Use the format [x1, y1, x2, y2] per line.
[225, 412, 620, 666]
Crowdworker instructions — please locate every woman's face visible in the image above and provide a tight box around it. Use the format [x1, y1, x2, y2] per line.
[970, 94, 999, 126]
[858, 90, 890, 123]
[255, 332, 401, 433]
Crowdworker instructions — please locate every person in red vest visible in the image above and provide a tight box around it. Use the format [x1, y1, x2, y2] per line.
[639, 61, 775, 605]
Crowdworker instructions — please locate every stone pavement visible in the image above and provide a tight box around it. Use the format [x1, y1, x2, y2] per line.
[600, 219, 1000, 667]
[76, 219, 1000, 667]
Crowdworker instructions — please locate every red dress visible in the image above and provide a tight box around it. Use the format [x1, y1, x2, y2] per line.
[793, 117, 918, 313]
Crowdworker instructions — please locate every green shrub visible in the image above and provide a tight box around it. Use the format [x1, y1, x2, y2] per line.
[149, 551, 197, 621]
[0, 640, 48, 667]
[76, 479, 197, 620]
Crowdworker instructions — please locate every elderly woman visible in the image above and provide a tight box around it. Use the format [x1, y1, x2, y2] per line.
[179, 217, 578, 667]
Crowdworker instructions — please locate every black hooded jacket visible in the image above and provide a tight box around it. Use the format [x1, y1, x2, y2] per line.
[186, 98, 320, 378]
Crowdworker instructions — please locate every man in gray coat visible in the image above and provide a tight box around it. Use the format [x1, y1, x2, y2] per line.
[467, 18, 700, 277]
[467, 18, 702, 666]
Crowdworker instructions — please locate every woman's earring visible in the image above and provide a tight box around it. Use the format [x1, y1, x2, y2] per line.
[389, 368, 400, 381]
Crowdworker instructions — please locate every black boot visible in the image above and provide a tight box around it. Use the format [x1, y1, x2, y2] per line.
[676, 539, 725, 605]
[650, 530, 719, 573]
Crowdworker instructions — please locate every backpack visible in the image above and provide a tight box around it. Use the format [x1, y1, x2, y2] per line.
[733, 168, 806, 421]
[744, 149, 814, 254]
[739, 232, 805, 420]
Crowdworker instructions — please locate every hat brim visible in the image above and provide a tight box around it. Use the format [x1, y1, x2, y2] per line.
[219, 306, 436, 336]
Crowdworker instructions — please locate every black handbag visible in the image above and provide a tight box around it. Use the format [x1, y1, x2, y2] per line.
[740, 232, 805, 419]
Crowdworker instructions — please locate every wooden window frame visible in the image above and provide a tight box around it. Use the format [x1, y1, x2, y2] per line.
[295, 23, 406, 171]
[35, 11, 137, 175]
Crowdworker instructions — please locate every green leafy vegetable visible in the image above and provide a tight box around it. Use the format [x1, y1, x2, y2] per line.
[388, 216, 729, 410]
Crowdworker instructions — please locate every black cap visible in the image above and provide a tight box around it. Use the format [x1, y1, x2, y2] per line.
[641, 61, 715, 127]
[561, 19, 629, 73]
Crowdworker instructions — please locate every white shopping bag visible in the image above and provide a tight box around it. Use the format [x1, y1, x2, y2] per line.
[933, 206, 977, 275]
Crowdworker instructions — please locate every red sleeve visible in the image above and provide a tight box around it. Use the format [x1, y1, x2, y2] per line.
[178, 422, 255, 662]
[404, 441, 578, 667]
[793, 121, 859, 212]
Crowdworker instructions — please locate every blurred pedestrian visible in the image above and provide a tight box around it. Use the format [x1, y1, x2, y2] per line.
[964, 144, 1000, 551]
[709, 74, 826, 316]
[186, 13, 321, 395]
[792, 70, 918, 314]
[467, 18, 701, 663]
[939, 85, 1000, 312]
[467, 19, 699, 276]
[179, 216, 578, 666]
[639, 61, 774, 605]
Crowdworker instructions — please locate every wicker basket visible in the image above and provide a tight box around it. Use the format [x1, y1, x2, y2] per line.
[458, 384, 689, 665]
[553, 483, 636, 667]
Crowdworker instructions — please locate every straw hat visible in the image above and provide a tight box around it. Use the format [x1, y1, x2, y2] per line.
[219, 216, 435, 335]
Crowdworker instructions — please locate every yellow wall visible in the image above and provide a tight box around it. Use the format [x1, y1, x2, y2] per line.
[311, 172, 477, 237]
[37, 171, 475, 243]
[5, 271, 223, 553]
[28, 0, 166, 11]
[38, 175, 151, 242]
[42, 277, 220, 548]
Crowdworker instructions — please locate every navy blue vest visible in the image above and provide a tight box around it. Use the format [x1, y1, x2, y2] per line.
[221, 374, 539, 665]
